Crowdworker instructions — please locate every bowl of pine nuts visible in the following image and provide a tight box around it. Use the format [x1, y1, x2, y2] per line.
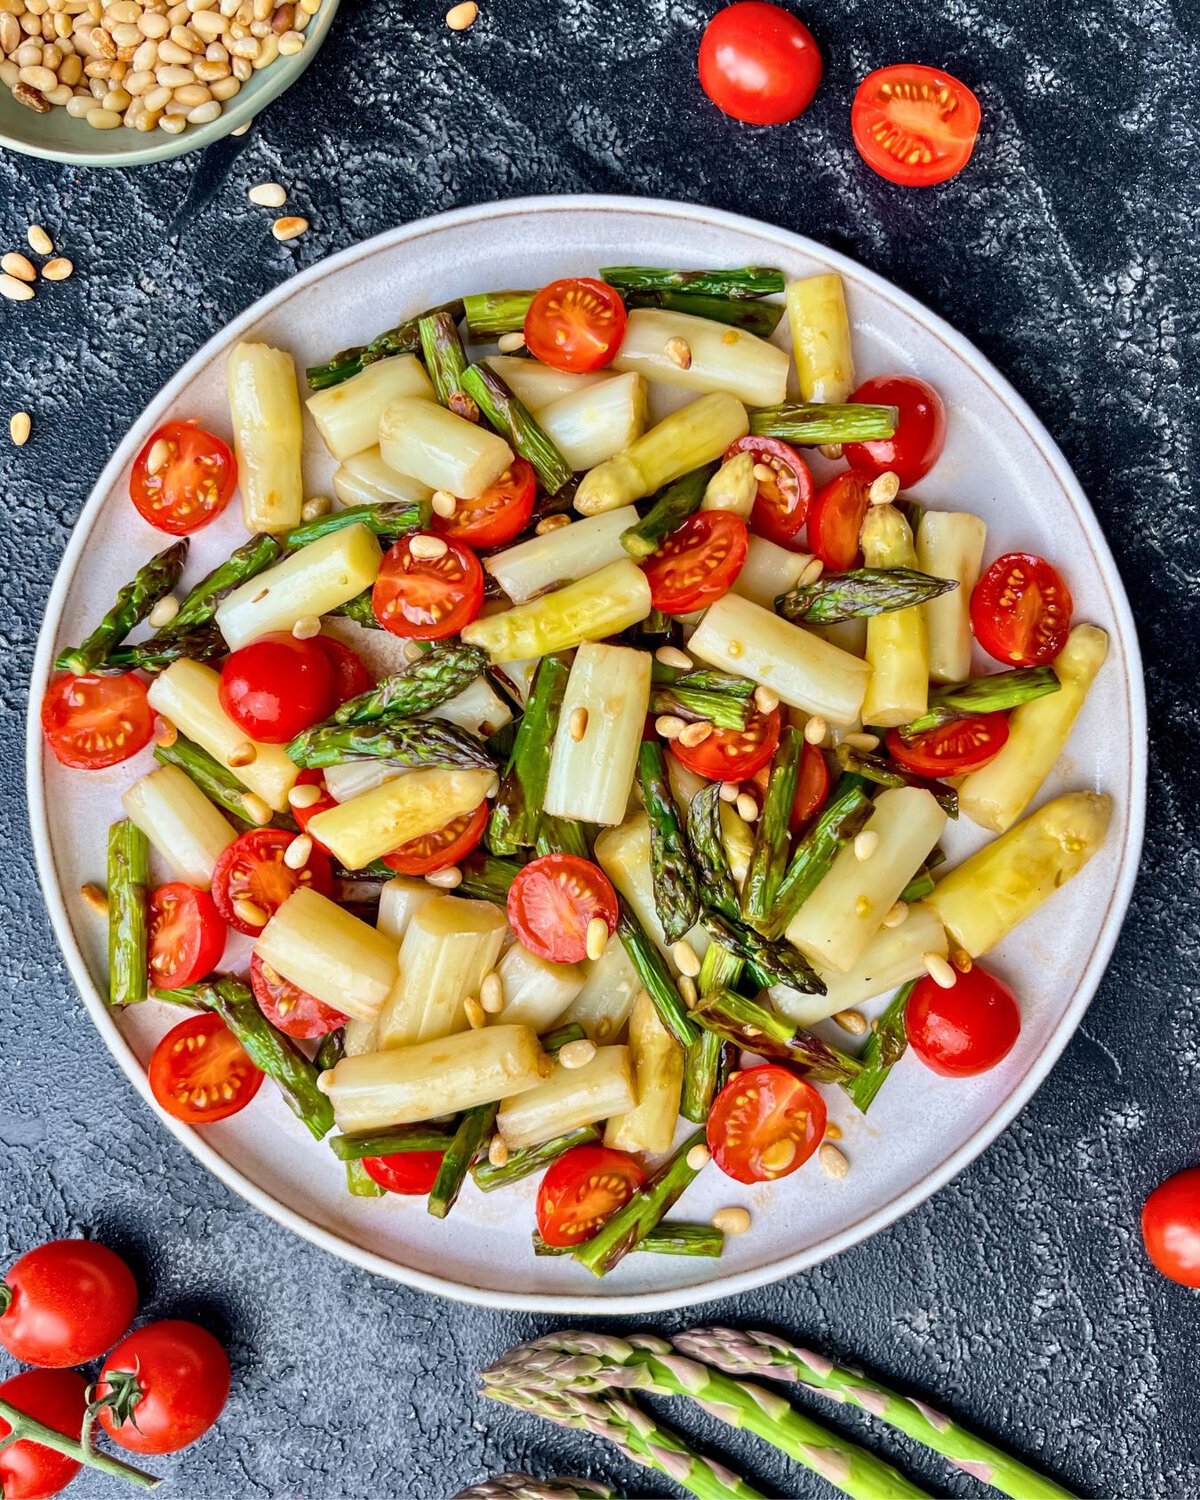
[0, 0, 337, 165]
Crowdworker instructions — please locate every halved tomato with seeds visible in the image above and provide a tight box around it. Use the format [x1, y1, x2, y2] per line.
[382, 802, 488, 876]
[148, 1013, 264, 1124]
[249, 953, 346, 1039]
[508, 854, 619, 964]
[641, 510, 748, 615]
[372, 533, 484, 640]
[851, 64, 981, 189]
[725, 436, 813, 547]
[669, 704, 780, 782]
[970, 553, 1073, 666]
[210, 828, 333, 936]
[707, 1063, 826, 1184]
[432, 460, 536, 550]
[806, 469, 875, 571]
[886, 714, 1008, 778]
[129, 420, 236, 535]
[41, 672, 154, 771]
[536, 1145, 646, 1246]
[148, 884, 227, 990]
[524, 278, 627, 372]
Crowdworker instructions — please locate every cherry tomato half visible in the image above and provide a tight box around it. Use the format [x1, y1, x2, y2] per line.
[905, 964, 1020, 1077]
[806, 468, 874, 571]
[670, 704, 780, 782]
[885, 713, 1008, 779]
[0, 1369, 87, 1500]
[523, 278, 627, 373]
[970, 553, 1073, 667]
[725, 435, 813, 547]
[288, 769, 338, 855]
[210, 828, 333, 937]
[129, 421, 237, 536]
[41, 672, 154, 771]
[1141, 1167, 1200, 1288]
[433, 460, 536, 550]
[0, 1240, 138, 1368]
[373, 533, 484, 640]
[250, 953, 346, 1040]
[219, 633, 336, 745]
[844, 375, 946, 488]
[362, 1152, 446, 1195]
[642, 510, 748, 615]
[382, 802, 489, 877]
[148, 1013, 265, 1124]
[508, 853, 619, 964]
[96, 1320, 230, 1455]
[536, 1145, 646, 1247]
[851, 64, 981, 189]
[707, 1063, 826, 1184]
[148, 883, 227, 990]
[314, 636, 375, 704]
[698, 1, 823, 126]
[789, 739, 830, 832]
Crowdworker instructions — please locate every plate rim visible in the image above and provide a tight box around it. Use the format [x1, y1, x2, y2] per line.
[26, 193, 1148, 1314]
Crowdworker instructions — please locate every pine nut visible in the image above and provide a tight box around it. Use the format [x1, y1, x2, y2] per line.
[270, 0, 293, 28]
[803, 715, 827, 746]
[676, 720, 713, 748]
[654, 714, 685, 740]
[686, 1143, 711, 1170]
[158, 111, 185, 130]
[147, 593, 179, 628]
[26, 224, 52, 254]
[247, 179, 285, 206]
[761, 1137, 796, 1174]
[882, 901, 909, 929]
[951, 948, 973, 974]
[752, 463, 774, 483]
[464, 997, 486, 1030]
[275, 27, 299, 51]
[271, 215, 308, 242]
[226, 741, 256, 767]
[487, 1136, 508, 1167]
[0, 273, 34, 301]
[239, 792, 272, 826]
[283, 833, 312, 869]
[819, 1142, 849, 1178]
[558, 1039, 595, 1070]
[431, 489, 457, 519]
[480, 970, 504, 1013]
[664, 335, 692, 369]
[402, 640, 423, 661]
[299, 494, 330, 522]
[231, 116, 252, 132]
[496, 330, 524, 353]
[234, 897, 268, 927]
[868, 471, 900, 506]
[834, 1009, 868, 1035]
[797, 556, 824, 587]
[677, 975, 698, 1009]
[735, 791, 758, 822]
[1, 252, 36, 282]
[818, 442, 844, 460]
[655, 644, 692, 671]
[712, 1206, 751, 1235]
[408, 533, 448, 560]
[585, 915, 609, 961]
[718, 780, 739, 803]
[288, 782, 322, 809]
[9, 411, 31, 446]
[291, 614, 321, 640]
[923, 951, 957, 989]
[853, 830, 879, 862]
[534, 514, 570, 534]
[425, 865, 462, 890]
[80, 882, 109, 915]
[672, 939, 700, 977]
[753, 685, 778, 714]
[445, 0, 475, 25]
[568, 706, 588, 742]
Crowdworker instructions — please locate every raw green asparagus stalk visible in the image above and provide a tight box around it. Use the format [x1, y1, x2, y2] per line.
[540, 1022, 588, 1056]
[154, 735, 294, 830]
[328, 1124, 459, 1161]
[834, 746, 958, 817]
[649, 686, 750, 731]
[458, 851, 525, 906]
[163, 533, 280, 634]
[681, 939, 742, 1123]
[471, 1125, 601, 1192]
[56, 541, 188, 674]
[900, 666, 1062, 736]
[453, 1477, 615, 1500]
[741, 726, 803, 928]
[777, 568, 957, 625]
[600, 265, 785, 299]
[620, 465, 714, 560]
[616, 903, 697, 1049]
[463, 290, 535, 340]
[285, 718, 496, 772]
[107, 820, 149, 1008]
[673, 1328, 1077, 1500]
[107, 624, 226, 672]
[488, 654, 570, 854]
[749, 403, 899, 446]
[638, 740, 701, 944]
[843, 982, 914, 1113]
[765, 774, 873, 937]
[572, 1129, 706, 1277]
[461, 364, 573, 494]
[533, 1222, 724, 1258]
[284, 499, 429, 550]
[623, 288, 784, 337]
[482, 1333, 931, 1500]
[0, 1397, 160, 1491]
[693, 988, 860, 1083]
[429, 1103, 497, 1219]
[702, 911, 825, 994]
[332, 589, 381, 629]
[334, 643, 488, 724]
[684, 783, 742, 922]
[419, 309, 473, 409]
[305, 298, 466, 390]
[345, 1159, 385, 1196]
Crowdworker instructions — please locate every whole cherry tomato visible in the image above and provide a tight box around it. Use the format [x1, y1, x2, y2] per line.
[96, 1320, 230, 1454]
[219, 633, 336, 744]
[1141, 1167, 1200, 1288]
[844, 374, 946, 488]
[0, 1240, 137, 1367]
[905, 964, 1020, 1077]
[698, 1, 823, 126]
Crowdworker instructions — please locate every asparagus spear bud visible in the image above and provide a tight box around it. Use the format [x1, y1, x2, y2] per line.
[572, 1129, 706, 1276]
[305, 298, 466, 390]
[899, 665, 1062, 736]
[673, 1328, 1078, 1500]
[600, 265, 785, 299]
[328, 1124, 458, 1160]
[701, 911, 825, 994]
[471, 1125, 601, 1192]
[334, 643, 489, 724]
[638, 741, 701, 944]
[649, 686, 750, 731]
[285, 718, 496, 773]
[154, 735, 296, 830]
[160, 533, 280, 635]
[453, 1477, 614, 1500]
[623, 288, 784, 337]
[740, 726, 803, 928]
[332, 589, 382, 630]
[107, 623, 226, 673]
[107, 820, 149, 1007]
[843, 982, 915, 1113]
[463, 289, 536, 340]
[284, 499, 430, 550]
[684, 782, 742, 921]
[693, 987, 859, 1082]
[651, 665, 756, 697]
[457, 850, 526, 906]
[616, 903, 698, 1049]
[0, 1397, 160, 1491]
[533, 1222, 725, 1258]
[681, 940, 742, 1122]
[620, 465, 714, 560]
[764, 774, 873, 938]
[749, 402, 898, 446]
[462, 364, 574, 494]
[56, 541, 188, 674]
[428, 1102, 497, 1219]
[777, 568, 957, 625]
[419, 309, 473, 410]
[488, 655, 570, 855]
[834, 745, 958, 817]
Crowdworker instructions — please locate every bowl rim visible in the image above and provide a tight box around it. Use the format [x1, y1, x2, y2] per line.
[26, 194, 1148, 1313]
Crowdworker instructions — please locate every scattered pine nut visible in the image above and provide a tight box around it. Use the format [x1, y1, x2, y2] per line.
[0, 274, 34, 302]
[951, 948, 974, 974]
[426, 865, 462, 890]
[480, 970, 504, 1013]
[735, 791, 759, 823]
[232, 120, 254, 136]
[147, 595, 179, 629]
[664, 336, 692, 369]
[853, 830, 879, 862]
[431, 490, 457, 519]
[672, 939, 700, 977]
[558, 1038, 596, 1070]
[240, 792, 273, 826]
[819, 1142, 849, 1178]
[534, 514, 570, 534]
[464, 997, 486, 1030]
[248, 181, 286, 207]
[41, 257, 73, 282]
[797, 556, 824, 587]
[803, 715, 828, 746]
[585, 915, 609, 961]
[445, 0, 477, 27]
[300, 495, 331, 522]
[833, 1009, 868, 1035]
[760, 1137, 796, 1174]
[153, 717, 178, 748]
[283, 833, 313, 870]
[712, 1206, 751, 1235]
[655, 644, 692, 671]
[654, 714, 685, 740]
[227, 741, 257, 768]
[288, 782, 322, 809]
[868, 471, 900, 506]
[80, 882, 109, 916]
[752, 463, 775, 483]
[271, 215, 308, 242]
[753, 685, 779, 714]
[841, 732, 880, 752]
[234, 897, 269, 927]
[818, 443, 844, 461]
[718, 780, 740, 803]
[146, 438, 172, 476]
[686, 1143, 711, 1170]
[923, 951, 957, 989]
[677, 720, 713, 748]
[496, 330, 525, 354]
[292, 615, 322, 640]
[403, 640, 425, 661]
[568, 706, 589, 742]
[9, 411, 31, 447]
[26, 225, 52, 256]
[882, 901, 909, 929]
[409, 534, 448, 560]
[487, 1136, 509, 1167]
[678, 975, 698, 1009]
[1, 252, 35, 282]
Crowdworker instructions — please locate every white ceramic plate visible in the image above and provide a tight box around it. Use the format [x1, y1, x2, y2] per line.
[27, 197, 1146, 1313]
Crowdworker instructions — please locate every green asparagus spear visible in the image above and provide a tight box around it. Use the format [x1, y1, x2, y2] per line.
[106, 623, 227, 672]
[539, 1022, 588, 1056]
[284, 499, 429, 550]
[458, 850, 525, 906]
[741, 726, 803, 928]
[764, 773, 873, 937]
[429, 1103, 497, 1219]
[681, 939, 742, 1123]
[600, 265, 785, 299]
[488, 655, 569, 855]
[750, 402, 899, 446]
[305, 298, 466, 390]
[651, 664, 756, 697]
[620, 465, 714, 560]
[573, 1128, 707, 1276]
[693, 988, 859, 1083]
[418, 309, 473, 409]
[834, 744, 958, 816]
[702, 910, 825, 994]
[345, 1160, 386, 1197]
[333, 643, 488, 724]
[314, 1027, 346, 1072]
[684, 783, 741, 922]
[285, 718, 496, 772]
[649, 686, 750, 731]
[843, 982, 915, 1113]
[56, 541, 188, 674]
[535, 816, 592, 861]
[107, 820, 149, 1008]
[461, 364, 573, 494]
[900, 665, 1062, 736]
[154, 735, 295, 830]
[471, 1125, 601, 1192]
[638, 741, 701, 945]
[777, 568, 957, 625]
[328, 1125, 459, 1160]
[453, 1476, 615, 1500]
[332, 589, 381, 629]
[616, 904, 697, 1049]
[623, 288, 784, 337]
[164, 533, 281, 634]
[463, 290, 535, 340]
[533, 1222, 724, 1258]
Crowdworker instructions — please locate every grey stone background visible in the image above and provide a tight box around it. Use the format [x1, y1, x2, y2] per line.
[1, 0, 1196, 1494]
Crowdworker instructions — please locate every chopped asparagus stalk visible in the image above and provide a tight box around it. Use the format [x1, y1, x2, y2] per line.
[543, 643, 650, 827]
[616, 904, 697, 1048]
[463, 560, 653, 662]
[107, 624, 226, 673]
[612, 309, 788, 407]
[107, 820, 149, 1008]
[624, 287, 784, 337]
[648, 685, 750, 730]
[313, 1027, 346, 1072]
[652, 664, 757, 695]
[702, 910, 824, 993]
[834, 744, 958, 817]
[740, 726, 803, 928]
[901, 665, 1062, 736]
[786, 273, 854, 403]
[462, 364, 573, 494]
[765, 774, 872, 938]
[56, 540, 188, 675]
[749, 402, 899, 445]
[305, 298, 465, 390]
[154, 735, 295, 830]
[229, 342, 303, 532]
[693, 988, 859, 1083]
[458, 851, 525, 906]
[329, 1124, 458, 1160]
[600, 265, 785, 299]
[639, 741, 701, 945]
[684, 782, 741, 921]
[843, 982, 915, 1113]
[463, 289, 535, 339]
[571, 1129, 707, 1276]
[860, 503, 929, 728]
[488, 654, 570, 854]
[345, 1160, 385, 1196]
[533, 1222, 725, 1258]
[419, 309, 472, 409]
[681, 938, 742, 1123]
[429, 1103, 497, 1219]
[283, 499, 429, 550]
[471, 1124, 601, 1192]
[334, 644, 489, 725]
[898, 867, 936, 904]
[163, 533, 282, 635]
[286, 718, 496, 773]
[620, 465, 714, 560]
[777, 567, 957, 625]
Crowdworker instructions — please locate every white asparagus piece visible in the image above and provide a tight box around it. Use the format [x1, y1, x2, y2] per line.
[664, 754, 708, 818]
[603, 991, 684, 1155]
[701, 450, 757, 517]
[342, 1017, 379, 1057]
[537, 372, 649, 472]
[227, 342, 304, 533]
[543, 643, 652, 826]
[484, 507, 640, 604]
[729, 534, 810, 609]
[255, 887, 399, 1022]
[594, 813, 709, 966]
[306, 355, 434, 462]
[496, 1045, 636, 1150]
[720, 801, 755, 889]
[146, 660, 299, 812]
[958, 626, 1109, 834]
[331, 447, 434, 509]
[320, 1025, 548, 1133]
[379, 396, 514, 499]
[430, 675, 513, 739]
[376, 875, 440, 946]
[497, 943, 585, 1032]
[485, 355, 615, 409]
[215, 524, 383, 651]
[785, 274, 854, 403]
[688, 592, 869, 725]
[121, 765, 236, 889]
[612, 308, 789, 407]
[929, 791, 1112, 958]
[786, 787, 947, 973]
[916, 510, 987, 684]
[462, 558, 652, 662]
[559, 940, 643, 1042]
[322, 759, 404, 804]
[860, 503, 928, 728]
[307, 767, 494, 870]
[374, 895, 508, 1047]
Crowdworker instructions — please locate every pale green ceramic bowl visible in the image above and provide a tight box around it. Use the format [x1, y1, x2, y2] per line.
[0, 0, 337, 167]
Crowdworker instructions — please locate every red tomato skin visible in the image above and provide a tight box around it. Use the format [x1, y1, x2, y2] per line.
[129, 421, 236, 535]
[508, 854, 619, 964]
[789, 740, 830, 832]
[250, 953, 346, 1040]
[0, 1369, 87, 1500]
[806, 469, 874, 571]
[148, 883, 227, 989]
[726, 436, 813, 547]
[524, 279, 627, 373]
[288, 770, 339, 854]
[885, 714, 1009, 779]
[148, 1013, 265, 1124]
[363, 1152, 445, 1195]
[219, 634, 336, 744]
[642, 510, 749, 614]
[0, 1241, 137, 1368]
[314, 637, 375, 704]
[41, 673, 154, 771]
[707, 1063, 826, 1184]
[210, 828, 333, 937]
[1141, 1167, 1200, 1288]
[670, 705, 781, 782]
[536, 1145, 646, 1247]
[382, 802, 488, 876]
[851, 64, 981, 188]
[844, 375, 946, 488]
[372, 534, 484, 641]
[905, 965, 1020, 1077]
[698, 1, 822, 126]
[432, 460, 536, 550]
[970, 553, 1074, 667]
[97, 1321, 230, 1455]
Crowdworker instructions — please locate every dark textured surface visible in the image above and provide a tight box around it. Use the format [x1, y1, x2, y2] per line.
[1, 1, 1196, 1495]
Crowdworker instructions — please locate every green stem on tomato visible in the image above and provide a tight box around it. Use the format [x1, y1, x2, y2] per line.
[0, 1398, 160, 1491]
